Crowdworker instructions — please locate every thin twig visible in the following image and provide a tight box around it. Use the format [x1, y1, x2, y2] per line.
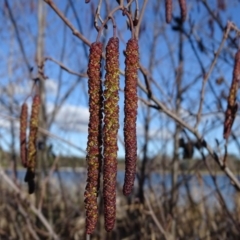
[43, 0, 91, 47]
[136, 78, 240, 191]
[94, 0, 103, 31]
[0, 114, 86, 153]
[4, 0, 32, 73]
[96, 0, 135, 42]
[17, 203, 41, 240]
[144, 193, 172, 240]
[0, 167, 60, 240]
[45, 57, 88, 78]
[69, 0, 89, 60]
[134, 0, 148, 39]
[38, 157, 59, 210]
[195, 21, 232, 128]
[96, 6, 121, 42]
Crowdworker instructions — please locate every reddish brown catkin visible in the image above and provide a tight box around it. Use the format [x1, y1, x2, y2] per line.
[84, 42, 103, 235]
[165, 0, 172, 24]
[223, 50, 240, 139]
[20, 103, 28, 168]
[123, 39, 139, 196]
[24, 94, 40, 194]
[178, 0, 187, 22]
[103, 37, 119, 232]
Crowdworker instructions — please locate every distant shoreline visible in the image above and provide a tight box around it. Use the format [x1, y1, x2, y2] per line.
[4, 167, 234, 176]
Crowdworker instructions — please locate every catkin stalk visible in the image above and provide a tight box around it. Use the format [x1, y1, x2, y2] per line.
[103, 37, 119, 232]
[84, 42, 103, 234]
[123, 39, 139, 196]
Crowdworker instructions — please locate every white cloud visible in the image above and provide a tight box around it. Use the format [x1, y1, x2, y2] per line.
[0, 118, 14, 129]
[0, 83, 30, 97]
[0, 78, 58, 98]
[0, 102, 90, 135]
[48, 103, 89, 133]
[45, 79, 58, 96]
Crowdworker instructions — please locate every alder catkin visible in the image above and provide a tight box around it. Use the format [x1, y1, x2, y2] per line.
[20, 103, 28, 168]
[223, 50, 240, 139]
[178, 0, 187, 22]
[84, 42, 103, 235]
[165, 0, 172, 24]
[103, 37, 119, 232]
[24, 94, 40, 194]
[123, 39, 139, 196]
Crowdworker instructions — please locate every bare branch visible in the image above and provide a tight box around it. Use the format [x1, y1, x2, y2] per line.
[43, 0, 91, 47]
[45, 57, 88, 78]
[0, 167, 60, 240]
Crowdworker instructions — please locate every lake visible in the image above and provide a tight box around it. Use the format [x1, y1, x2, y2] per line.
[4, 168, 239, 209]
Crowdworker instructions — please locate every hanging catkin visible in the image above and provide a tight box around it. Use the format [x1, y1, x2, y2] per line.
[223, 50, 240, 139]
[24, 94, 40, 194]
[178, 0, 187, 22]
[84, 42, 103, 235]
[20, 103, 28, 168]
[103, 37, 119, 232]
[123, 38, 139, 196]
[165, 0, 172, 23]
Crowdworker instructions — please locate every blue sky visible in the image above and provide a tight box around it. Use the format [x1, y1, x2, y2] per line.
[1, 0, 240, 160]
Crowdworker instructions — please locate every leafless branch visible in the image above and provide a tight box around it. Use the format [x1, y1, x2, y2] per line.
[45, 57, 88, 78]
[0, 167, 59, 240]
[43, 0, 91, 47]
[145, 193, 173, 240]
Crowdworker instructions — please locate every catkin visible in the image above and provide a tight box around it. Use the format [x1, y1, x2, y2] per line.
[123, 39, 139, 196]
[20, 103, 28, 168]
[84, 42, 103, 234]
[223, 50, 240, 139]
[25, 94, 40, 194]
[165, 0, 172, 24]
[103, 37, 119, 232]
[178, 0, 187, 22]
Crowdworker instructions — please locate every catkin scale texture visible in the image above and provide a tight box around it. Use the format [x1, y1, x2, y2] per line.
[20, 103, 28, 168]
[25, 94, 40, 194]
[27, 95, 40, 172]
[123, 39, 139, 196]
[165, 0, 172, 23]
[103, 37, 119, 232]
[223, 50, 240, 139]
[84, 42, 103, 234]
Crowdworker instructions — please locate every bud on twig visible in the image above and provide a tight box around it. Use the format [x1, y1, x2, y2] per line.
[123, 39, 139, 196]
